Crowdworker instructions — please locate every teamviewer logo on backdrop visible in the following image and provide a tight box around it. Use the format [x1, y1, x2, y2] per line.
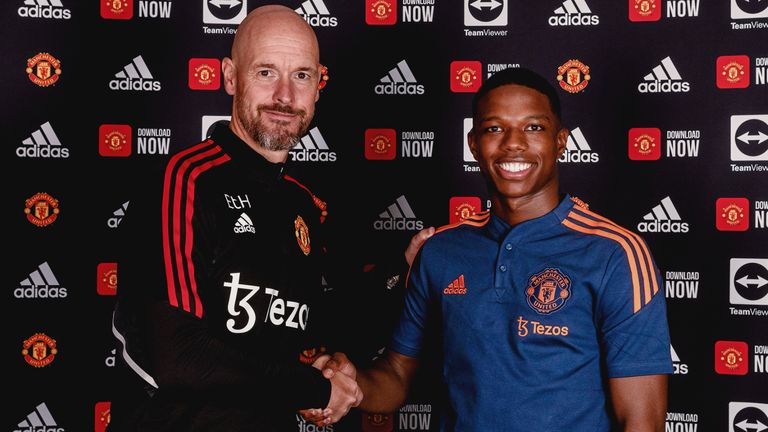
[731, 0, 768, 19]
[203, 0, 247, 24]
[375, 60, 425, 95]
[464, 0, 507, 26]
[731, 115, 768, 161]
[201, 115, 231, 139]
[729, 403, 768, 432]
[730, 258, 768, 305]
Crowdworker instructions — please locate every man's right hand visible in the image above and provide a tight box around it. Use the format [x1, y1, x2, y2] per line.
[326, 365, 362, 423]
[405, 227, 435, 267]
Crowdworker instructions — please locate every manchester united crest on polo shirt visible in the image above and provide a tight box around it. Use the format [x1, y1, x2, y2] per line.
[294, 215, 310, 256]
[526, 268, 572, 314]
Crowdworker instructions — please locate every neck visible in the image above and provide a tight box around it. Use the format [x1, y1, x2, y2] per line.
[492, 184, 561, 226]
[228, 119, 289, 164]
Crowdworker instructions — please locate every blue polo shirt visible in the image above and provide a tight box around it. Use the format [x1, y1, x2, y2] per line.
[391, 196, 673, 431]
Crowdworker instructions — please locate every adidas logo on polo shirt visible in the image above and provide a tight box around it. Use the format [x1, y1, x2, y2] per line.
[637, 196, 689, 233]
[638, 56, 690, 93]
[548, 0, 599, 26]
[290, 127, 337, 162]
[295, 0, 337, 26]
[18, 0, 71, 19]
[233, 213, 255, 234]
[16, 262, 66, 299]
[444, 275, 467, 294]
[109, 55, 161, 91]
[18, 121, 69, 158]
[374, 195, 424, 230]
[15, 402, 64, 432]
[375, 60, 425, 95]
[559, 127, 599, 163]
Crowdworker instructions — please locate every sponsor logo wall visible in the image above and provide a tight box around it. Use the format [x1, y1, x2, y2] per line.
[8, 1, 765, 430]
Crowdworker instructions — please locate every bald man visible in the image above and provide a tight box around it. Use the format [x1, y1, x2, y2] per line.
[111, 6, 362, 431]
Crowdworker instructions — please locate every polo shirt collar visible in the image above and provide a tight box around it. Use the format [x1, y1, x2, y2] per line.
[486, 194, 574, 242]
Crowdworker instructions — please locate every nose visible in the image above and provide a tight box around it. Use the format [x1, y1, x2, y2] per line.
[273, 75, 295, 105]
[502, 129, 528, 152]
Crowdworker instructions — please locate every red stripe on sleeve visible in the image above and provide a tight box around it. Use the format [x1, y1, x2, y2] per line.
[162, 141, 214, 307]
[184, 154, 231, 317]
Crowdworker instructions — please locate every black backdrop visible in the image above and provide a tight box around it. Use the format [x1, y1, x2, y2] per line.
[5, 0, 768, 431]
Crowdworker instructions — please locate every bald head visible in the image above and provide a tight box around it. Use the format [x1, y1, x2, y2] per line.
[231, 5, 319, 65]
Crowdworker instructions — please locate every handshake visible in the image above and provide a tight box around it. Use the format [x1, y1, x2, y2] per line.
[300, 352, 361, 426]
[298, 228, 433, 425]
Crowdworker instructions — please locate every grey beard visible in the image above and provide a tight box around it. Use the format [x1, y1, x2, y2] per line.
[253, 126, 301, 152]
[236, 99, 308, 152]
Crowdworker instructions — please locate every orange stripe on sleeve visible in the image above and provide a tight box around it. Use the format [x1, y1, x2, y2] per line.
[579, 208, 660, 298]
[567, 212, 653, 306]
[562, 219, 642, 313]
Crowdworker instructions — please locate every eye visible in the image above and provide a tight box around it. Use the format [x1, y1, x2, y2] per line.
[295, 71, 313, 81]
[254, 69, 276, 80]
[484, 125, 502, 133]
[525, 124, 544, 131]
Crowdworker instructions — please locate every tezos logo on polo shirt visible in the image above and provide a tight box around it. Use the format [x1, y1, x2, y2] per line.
[525, 268, 572, 314]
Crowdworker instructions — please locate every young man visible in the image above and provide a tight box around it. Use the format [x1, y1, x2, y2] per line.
[324, 68, 673, 431]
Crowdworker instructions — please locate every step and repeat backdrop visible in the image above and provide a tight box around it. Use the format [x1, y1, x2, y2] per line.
[5, 0, 767, 430]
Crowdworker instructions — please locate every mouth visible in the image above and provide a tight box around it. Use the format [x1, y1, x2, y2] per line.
[497, 161, 534, 177]
[258, 104, 305, 124]
[261, 110, 299, 123]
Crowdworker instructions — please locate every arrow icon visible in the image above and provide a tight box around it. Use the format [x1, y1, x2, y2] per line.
[736, 419, 767, 432]
[737, 130, 768, 145]
[470, 0, 502, 11]
[737, 275, 768, 288]
[209, 0, 241, 8]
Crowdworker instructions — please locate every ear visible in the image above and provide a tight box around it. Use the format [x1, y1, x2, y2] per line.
[556, 127, 569, 159]
[222, 57, 236, 96]
[467, 126, 479, 162]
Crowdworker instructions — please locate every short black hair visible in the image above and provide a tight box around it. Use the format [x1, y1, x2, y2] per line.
[472, 67, 561, 121]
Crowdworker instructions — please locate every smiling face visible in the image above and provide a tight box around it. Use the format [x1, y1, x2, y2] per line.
[223, 6, 320, 160]
[469, 84, 569, 216]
